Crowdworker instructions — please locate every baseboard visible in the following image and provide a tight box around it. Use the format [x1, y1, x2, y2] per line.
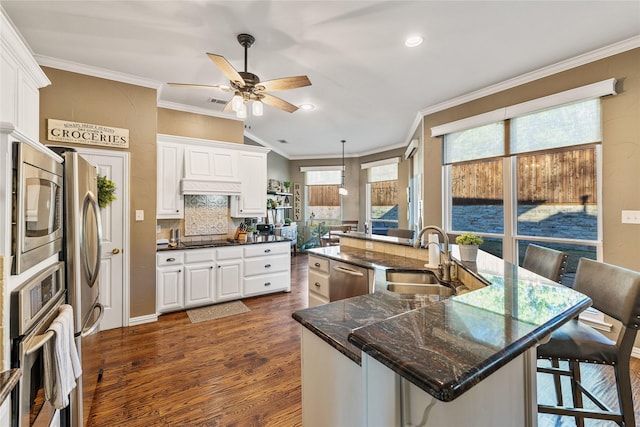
[632, 347, 640, 359]
[128, 313, 158, 326]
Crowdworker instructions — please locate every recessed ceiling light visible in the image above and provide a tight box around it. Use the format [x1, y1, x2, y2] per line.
[404, 35, 423, 48]
[299, 104, 315, 111]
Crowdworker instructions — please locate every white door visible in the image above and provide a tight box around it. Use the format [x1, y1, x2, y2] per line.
[77, 148, 128, 330]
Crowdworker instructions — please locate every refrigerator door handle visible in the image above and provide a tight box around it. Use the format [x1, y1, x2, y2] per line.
[82, 191, 103, 288]
[81, 302, 104, 338]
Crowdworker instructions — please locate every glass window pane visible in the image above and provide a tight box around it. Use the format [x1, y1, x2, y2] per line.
[478, 236, 503, 259]
[451, 159, 503, 234]
[370, 180, 398, 235]
[518, 240, 597, 288]
[444, 122, 504, 163]
[511, 99, 601, 154]
[516, 147, 597, 240]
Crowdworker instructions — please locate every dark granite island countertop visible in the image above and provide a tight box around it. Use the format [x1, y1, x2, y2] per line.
[293, 244, 592, 403]
[157, 235, 290, 251]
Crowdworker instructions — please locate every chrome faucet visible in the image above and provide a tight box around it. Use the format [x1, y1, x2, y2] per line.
[414, 225, 452, 281]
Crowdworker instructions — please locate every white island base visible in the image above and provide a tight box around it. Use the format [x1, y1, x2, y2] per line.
[301, 328, 538, 427]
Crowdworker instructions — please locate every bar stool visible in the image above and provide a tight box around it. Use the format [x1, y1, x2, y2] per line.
[523, 244, 568, 283]
[537, 258, 640, 427]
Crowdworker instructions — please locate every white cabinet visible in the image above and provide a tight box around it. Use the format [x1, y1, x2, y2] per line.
[243, 242, 291, 297]
[230, 151, 267, 217]
[184, 249, 215, 308]
[0, 10, 50, 141]
[308, 256, 330, 307]
[184, 145, 239, 182]
[156, 252, 185, 313]
[215, 247, 243, 302]
[156, 141, 184, 219]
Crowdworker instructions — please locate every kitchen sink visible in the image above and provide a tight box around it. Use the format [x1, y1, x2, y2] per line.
[386, 270, 440, 284]
[385, 270, 455, 297]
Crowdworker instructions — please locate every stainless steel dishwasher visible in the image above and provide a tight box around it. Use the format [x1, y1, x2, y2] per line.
[329, 260, 370, 301]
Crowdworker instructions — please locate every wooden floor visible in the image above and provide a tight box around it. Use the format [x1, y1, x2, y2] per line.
[88, 253, 640, 426]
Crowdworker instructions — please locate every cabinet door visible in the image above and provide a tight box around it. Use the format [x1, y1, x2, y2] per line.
[157, 266, 184, 313]
[157, 141, 184, 219]
[216, 259, 243, 302]
[230, 151, 267, 217]
[184, 146, 238, 181]
[184, 263, 215, 308]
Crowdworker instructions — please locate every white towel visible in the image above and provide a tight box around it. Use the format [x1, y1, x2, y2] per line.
[44, 304, 83, 409]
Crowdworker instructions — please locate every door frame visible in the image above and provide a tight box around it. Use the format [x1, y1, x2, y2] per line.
[75, 147, 130, 328]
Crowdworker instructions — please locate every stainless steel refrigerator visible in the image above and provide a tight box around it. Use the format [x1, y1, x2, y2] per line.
[51, 146, 104, 427]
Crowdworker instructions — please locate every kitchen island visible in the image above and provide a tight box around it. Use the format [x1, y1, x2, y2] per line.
[293, 236, 591, 426]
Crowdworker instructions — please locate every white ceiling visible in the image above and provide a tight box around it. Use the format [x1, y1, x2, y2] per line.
[2, 1, 639, 159]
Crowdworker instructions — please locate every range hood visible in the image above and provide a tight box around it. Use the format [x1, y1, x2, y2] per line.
[180, 178, 242, 195]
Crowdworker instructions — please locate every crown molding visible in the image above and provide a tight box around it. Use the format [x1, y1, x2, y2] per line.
[157, 100, 241, 121]
[34, 54, 162, 89]
[418, 36, 640, 119]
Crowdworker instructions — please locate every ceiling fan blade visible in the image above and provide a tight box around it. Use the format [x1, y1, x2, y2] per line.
[207, 53, 245, 86]
[261, 93, 299, 113]
[258, 76, 311, 92]
[167, 83, 232, 91]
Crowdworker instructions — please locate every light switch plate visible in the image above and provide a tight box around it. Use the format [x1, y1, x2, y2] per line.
[135, 210, 144, 221]
[621, 210, 640, 224]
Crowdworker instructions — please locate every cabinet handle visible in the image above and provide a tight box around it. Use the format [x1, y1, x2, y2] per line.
[167, 258, 175, 262]
[210, 266, 213, 269]
[218, 265, 221, 268]
[315, 282, 321, 288]
[264, 282, 271, 287]
[176, 209, 179, 212]
[314, 262, 321, 268]
[264, 249, 271, 253]
[178, 269, 182, 273]
[264, 264, 271, 268]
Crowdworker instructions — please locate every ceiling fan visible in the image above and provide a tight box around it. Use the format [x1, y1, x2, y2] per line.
[168, 33, 311, 117]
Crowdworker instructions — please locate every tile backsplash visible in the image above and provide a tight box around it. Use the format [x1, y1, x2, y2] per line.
[157, 195, 243, 242]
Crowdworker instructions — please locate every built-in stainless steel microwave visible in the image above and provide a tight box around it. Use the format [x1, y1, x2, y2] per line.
[11, 141, 64, 274]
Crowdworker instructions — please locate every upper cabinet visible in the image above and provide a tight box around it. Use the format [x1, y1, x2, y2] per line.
[157, 140, 184, 219]
[156, 134, 269, 219]
[1, 9, 50, 140]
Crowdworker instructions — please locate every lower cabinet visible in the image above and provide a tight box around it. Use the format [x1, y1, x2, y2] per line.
[308, 255, 330, 307]
[156, 242, 290, 313]
[216, 247, 243, 302]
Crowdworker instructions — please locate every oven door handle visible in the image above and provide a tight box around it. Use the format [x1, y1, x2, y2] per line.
[25, 330, 55, 356]
[81, 303, 104, 338]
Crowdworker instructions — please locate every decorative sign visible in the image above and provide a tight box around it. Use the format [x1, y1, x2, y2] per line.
[47, 119, 129, 148]
[293, 182, 302, 221]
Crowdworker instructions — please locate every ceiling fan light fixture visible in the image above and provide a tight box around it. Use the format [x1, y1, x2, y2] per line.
[237, 102, 247, 119]
[252, 100, 263, 116]
[299, 103, 315, 111]
[231, 93, 243, 112]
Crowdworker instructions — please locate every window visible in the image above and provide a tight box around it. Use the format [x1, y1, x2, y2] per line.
[305, 169, 342, 223]
[444, 98, 602, 287]
[363, 160, 399, 235]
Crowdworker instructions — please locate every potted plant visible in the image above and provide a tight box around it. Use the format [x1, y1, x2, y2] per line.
[282, 181, 291, 192]
[455, 232, 484, 262]
[284, 217, 292, 226]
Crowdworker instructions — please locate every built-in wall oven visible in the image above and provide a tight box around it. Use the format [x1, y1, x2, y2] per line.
[10, 261, 67, 427]
[11, 142, 64, 274]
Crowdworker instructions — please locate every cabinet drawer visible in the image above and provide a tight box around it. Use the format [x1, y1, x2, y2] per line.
[308, 256, 329, 274]
[216, 246, 243, 260]
[157, 252, 184, 266]
[244, 255, 289, 276]
[244, 242, 289, 258]
[308, 292, 329, 308]
[308, 270, 330, 299]
[184, 249, 215, 264]
[244, 271, 289, 296]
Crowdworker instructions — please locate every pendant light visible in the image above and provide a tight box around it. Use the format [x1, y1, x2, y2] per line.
[339, 139, 348, 196]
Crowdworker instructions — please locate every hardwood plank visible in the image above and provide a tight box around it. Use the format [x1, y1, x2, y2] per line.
[88, 253, 640, 426]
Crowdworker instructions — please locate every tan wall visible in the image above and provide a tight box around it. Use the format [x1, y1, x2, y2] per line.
[157, 108, 244, 143]
[421, 48, 640, 344]
[39, 67, 158, 318]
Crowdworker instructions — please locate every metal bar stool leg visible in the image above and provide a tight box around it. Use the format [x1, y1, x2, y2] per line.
[551, 358, 563, 406]
[614, 360, 636, 427]
[569, 361, 585, 427]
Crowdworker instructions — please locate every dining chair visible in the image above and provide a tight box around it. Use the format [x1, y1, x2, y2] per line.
[537, 258, 640, 427]
[387, 228, 414, 239]
[341, 220, 359, 232]
[523, 244, 568, 283]
[325, 225, 351, 246]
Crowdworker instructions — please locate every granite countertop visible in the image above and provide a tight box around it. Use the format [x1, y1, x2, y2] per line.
[157, 235, 290, 251]
[0, 368, 21, 405]
[293, 244, 591, 402]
